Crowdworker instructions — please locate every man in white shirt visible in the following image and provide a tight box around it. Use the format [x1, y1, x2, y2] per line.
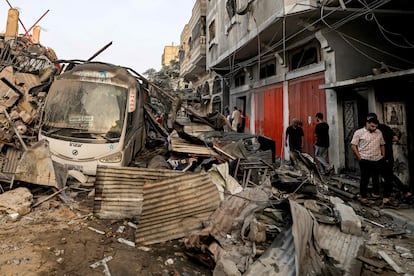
[231, 106, 241, 132]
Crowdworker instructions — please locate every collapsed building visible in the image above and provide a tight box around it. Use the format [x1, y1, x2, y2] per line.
[0, 8, 59, 185]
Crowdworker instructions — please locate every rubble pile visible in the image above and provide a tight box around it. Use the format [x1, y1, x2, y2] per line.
[1, 109, 414, 274]
[0, 35, 58, 182]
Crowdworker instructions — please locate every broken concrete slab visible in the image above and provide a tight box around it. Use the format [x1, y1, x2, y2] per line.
[332, 198, 363, 236]
[0, 187, 33, 215]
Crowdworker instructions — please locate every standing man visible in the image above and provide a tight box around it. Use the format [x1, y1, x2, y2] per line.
[366, 113, 411, 204]
[231, 106, 241, 132]
[314, 112, 333, 174]
[351, 117, 385, 206]
[285, 118, 304, 167]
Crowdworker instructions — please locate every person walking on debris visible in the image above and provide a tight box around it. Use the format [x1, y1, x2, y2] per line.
[351, 117, 385, 206]
[285, 118, 304, 167]
[366, 113, 412, 205]
[231, 106, 241, 132]
[314, 112, 334, 175]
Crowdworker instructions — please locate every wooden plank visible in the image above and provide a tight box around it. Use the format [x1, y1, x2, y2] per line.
[357, 256, 386, 269]
[233, 158, 240, 178]
[378, 250, 405, 274]
[213, 144, 235, 160]
[32, 187, 68, 208]
[171, 138, 214, 155]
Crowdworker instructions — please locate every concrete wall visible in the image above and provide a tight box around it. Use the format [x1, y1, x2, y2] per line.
[207, 0, 284, 69]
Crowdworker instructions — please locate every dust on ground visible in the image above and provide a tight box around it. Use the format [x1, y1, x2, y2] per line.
[0, 186, 212, 276]
[2, 184, 414, 275]
[354, 200, 414, 275]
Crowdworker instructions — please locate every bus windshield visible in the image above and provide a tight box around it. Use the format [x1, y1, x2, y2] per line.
[41, 79, 127, 142]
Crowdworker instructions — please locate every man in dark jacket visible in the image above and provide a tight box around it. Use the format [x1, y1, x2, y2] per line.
[314, 112, 333, 175]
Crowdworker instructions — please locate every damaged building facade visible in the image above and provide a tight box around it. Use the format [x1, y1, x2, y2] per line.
[179, 0, 228, 115]
[180, 0, 413, 190]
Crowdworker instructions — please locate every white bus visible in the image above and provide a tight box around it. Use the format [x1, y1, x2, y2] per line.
[39, 62, 147, 175]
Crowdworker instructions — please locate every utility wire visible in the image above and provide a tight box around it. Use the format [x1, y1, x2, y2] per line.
[321, 0, 414, 68]
[336, 31, 414, 69]
[211, 0, 407, 76]
[210, 2, 345, 73]
[358, 0, 414, 49]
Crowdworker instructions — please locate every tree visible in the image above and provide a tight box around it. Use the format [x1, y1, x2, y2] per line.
[143, 59, 181, 93]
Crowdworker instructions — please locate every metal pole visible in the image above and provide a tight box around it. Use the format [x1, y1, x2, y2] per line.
[87, 41, 113, 61]
[24, 9, 50, 40]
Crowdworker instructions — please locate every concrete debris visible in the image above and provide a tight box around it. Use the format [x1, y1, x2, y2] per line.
[0, 187, 33, 215]
[395, 245, 411, 255]
[90, 256, 113, 276]
[0, 35, 59, 185]
[117, 238, 135, 247]
[333, 200, 362, 236]
[1, 106, 413, 274]
[88, 226, 105, 235]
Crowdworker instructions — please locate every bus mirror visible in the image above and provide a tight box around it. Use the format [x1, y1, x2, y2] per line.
[128, 88, 136, 112]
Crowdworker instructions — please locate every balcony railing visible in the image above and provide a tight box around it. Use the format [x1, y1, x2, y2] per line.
[180, 35, 206, 79]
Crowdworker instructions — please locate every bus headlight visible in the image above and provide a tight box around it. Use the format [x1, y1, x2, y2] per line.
[99, 152, 122, 163]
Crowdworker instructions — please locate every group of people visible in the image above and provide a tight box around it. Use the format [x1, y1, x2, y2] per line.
[225, 106, 245, 133]
[351, 112, 411, 206]
[285, 111, 411, 206]
[285, 112, 333, 175]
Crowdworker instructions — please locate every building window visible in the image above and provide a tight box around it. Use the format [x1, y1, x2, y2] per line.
[193, 16, 206, 38]
[212, 96, 222, 113]
[209, 20, 216, 43]
[289, 40, 321, 70]
[259, 60, 276, 79]
[188, 37, 193, 51]
[226, 0, 236, 19]
[202, 81, 210, 97]
[179, 48, 185, 64]
[234, 71, 246, 87]
[213, 76, 222, 94]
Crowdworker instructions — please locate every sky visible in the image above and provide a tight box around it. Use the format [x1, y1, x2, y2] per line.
[0, 0, 195, 74]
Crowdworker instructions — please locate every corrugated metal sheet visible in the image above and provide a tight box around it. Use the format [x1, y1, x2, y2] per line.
[254, 85, 284, 156]
[245, 226, 296, 276]
[136, 172, 221, 245]
[93, 166, 184, 220]
[288, 73, 326, 155]
[290, 200, 361, 275]
[318, 224, 364, 275]
[2, 147, 21, 173]
[217, 198, 363, 275]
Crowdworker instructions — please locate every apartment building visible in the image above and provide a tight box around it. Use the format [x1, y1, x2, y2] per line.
[180, 0, 414, 188]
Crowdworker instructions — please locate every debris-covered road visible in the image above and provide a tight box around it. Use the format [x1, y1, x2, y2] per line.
[0, 186, 212, 276]
[1, 156, 414, 275]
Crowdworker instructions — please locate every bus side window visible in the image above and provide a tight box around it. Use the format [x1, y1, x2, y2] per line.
[127, 112, 133, 131]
